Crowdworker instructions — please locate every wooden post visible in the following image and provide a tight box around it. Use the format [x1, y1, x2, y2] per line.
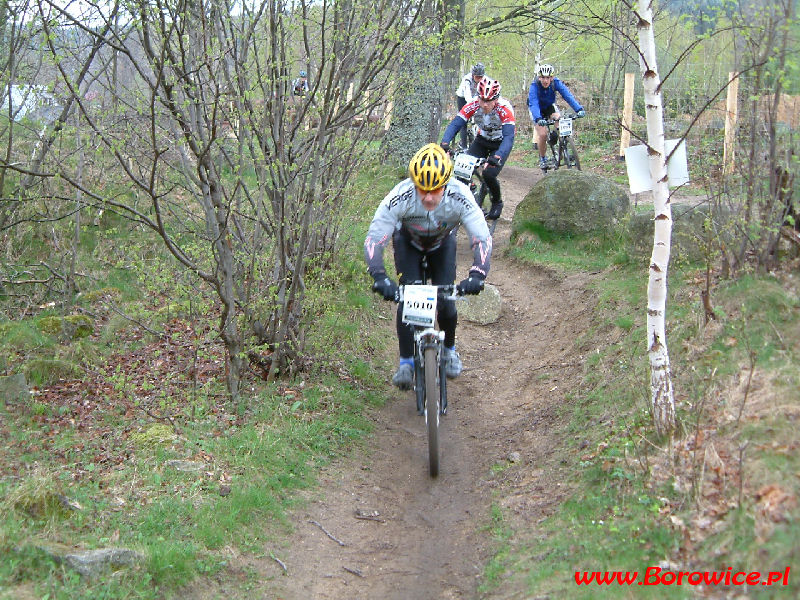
[619, 72, 636, 160]
[723, 71, 739, 175]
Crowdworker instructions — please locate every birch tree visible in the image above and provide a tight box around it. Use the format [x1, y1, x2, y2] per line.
[635, 0, 675, 435]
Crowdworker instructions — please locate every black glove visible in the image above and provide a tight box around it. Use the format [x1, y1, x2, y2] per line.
[457, 273, 485, 295]
[487, 155, 501, 167]
[440, 141, 450, 153]
[577, 109, 586, 118]
[536, 118, 548, 127]
[371, 274, 398, 301]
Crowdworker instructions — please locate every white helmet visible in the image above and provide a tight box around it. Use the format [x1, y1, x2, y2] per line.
[538, 64, 554, 77]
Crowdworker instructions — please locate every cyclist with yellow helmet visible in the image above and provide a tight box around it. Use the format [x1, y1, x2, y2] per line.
[365, 143, 492, 389]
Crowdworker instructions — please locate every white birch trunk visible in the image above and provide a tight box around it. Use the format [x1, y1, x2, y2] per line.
[637, 0, 676, 435]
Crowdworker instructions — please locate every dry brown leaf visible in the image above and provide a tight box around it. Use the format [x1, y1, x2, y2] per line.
[756, 484, 797, 523]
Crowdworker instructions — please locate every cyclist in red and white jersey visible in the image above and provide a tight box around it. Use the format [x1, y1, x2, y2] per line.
[440, 77, 515, 221]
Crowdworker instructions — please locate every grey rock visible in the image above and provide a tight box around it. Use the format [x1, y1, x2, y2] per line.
[458, 283, 501, 325]
[513, 169, 630, 236]
[39, 546, 145, 578]
[627, 203, 734, 262]
[0, 373, 28, 404]
[64, 548, 144, 577]
[164, 459, 205, 472]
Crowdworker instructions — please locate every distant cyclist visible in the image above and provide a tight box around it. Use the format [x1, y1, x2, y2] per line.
[364, 144, 492, 390]
[292, 70, 309, 97]
[440, 77, 516, 221]
[527, 64, 585, 170]
[454, 63, 486, 149]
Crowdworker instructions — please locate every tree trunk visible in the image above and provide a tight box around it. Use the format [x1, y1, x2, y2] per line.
[441, 0, 464, 115]
[637, 0, 675, 436]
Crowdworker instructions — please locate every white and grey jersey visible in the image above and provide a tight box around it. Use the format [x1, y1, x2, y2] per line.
[455, 73, 479, 102]
[364, 178, 492, 278]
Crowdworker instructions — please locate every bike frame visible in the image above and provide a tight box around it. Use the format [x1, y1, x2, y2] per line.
[453, 120, 478, 154]
[398, 257, 460, 477]
[451, 151, 497, 235]
[541, 113, 582, 172]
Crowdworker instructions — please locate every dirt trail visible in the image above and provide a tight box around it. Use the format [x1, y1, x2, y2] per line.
[260, 166, 599, 599]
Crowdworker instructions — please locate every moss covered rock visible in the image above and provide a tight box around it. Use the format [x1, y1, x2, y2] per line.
[513, 170, 630, 236]
[37, 315, 94, 340]
[23, 358, 82, 386]
[79, 287, 122, 304]
[130, 424, 176, 449]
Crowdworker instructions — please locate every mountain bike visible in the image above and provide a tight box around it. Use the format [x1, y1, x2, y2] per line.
[541, 112, 583, 173]
[396, 258, 465, 477]
[451, 151, 498, 235]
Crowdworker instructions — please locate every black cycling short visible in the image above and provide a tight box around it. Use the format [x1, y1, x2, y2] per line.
[392, 228, 458, 357]
[467, 135, 503, 204]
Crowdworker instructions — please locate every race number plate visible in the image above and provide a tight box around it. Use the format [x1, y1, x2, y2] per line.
[559, 118, 573, 136]
[452, 153, 480, 181]
[402, 285, 437, 327]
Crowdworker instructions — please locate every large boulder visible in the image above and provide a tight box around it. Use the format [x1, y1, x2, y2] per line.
[512, 169, 630, 236]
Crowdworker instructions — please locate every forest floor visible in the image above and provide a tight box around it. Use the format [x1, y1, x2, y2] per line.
[191, 165, 604, 599]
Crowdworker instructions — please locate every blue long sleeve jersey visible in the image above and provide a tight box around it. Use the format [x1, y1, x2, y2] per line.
[527, 77, 583, 121]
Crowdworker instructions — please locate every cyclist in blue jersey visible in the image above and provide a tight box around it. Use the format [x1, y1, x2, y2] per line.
[292, 70, 309, 96]
[527, 64, 586, 170]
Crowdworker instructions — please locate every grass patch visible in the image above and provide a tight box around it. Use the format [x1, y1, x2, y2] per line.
[485, 226, 800, 598]
[0, 234, 391, 599]
[509, 222, 631, 274]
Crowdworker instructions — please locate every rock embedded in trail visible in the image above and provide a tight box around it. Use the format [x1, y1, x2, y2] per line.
[457, 283, 501, 325]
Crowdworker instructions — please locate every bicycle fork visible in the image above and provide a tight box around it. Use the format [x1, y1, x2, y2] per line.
[414, 329, 447, 418]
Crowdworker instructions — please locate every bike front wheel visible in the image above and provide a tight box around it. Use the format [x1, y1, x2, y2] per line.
[424, 346, 440, 477]
[414, 356, 424, 415]
[566, 137, 581, 170]
[548, 141, 560, 171]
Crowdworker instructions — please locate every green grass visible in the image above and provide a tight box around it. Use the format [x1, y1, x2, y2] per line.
[482, 224, 800, 598]
[509, 222, 633, 274]
[0, 216, 391, 599]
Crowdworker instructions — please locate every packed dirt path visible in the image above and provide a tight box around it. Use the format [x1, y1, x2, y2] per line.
[262, 166, 599, 599]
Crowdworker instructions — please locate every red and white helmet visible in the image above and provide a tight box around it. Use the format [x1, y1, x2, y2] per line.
[476, 77, 501, 101]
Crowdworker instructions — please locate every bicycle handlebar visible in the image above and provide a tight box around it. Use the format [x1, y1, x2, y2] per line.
[396, 284, 464, 303]
[543, 113, 584, 126]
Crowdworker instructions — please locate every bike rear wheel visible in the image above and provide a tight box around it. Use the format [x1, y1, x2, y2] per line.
[424, 346, 439, 477]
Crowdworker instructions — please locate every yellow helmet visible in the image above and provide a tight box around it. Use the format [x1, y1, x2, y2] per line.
[408, 143, 453, 191]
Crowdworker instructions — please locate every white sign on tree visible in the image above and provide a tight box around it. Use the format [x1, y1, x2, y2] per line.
[624, 139, 690, 194]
